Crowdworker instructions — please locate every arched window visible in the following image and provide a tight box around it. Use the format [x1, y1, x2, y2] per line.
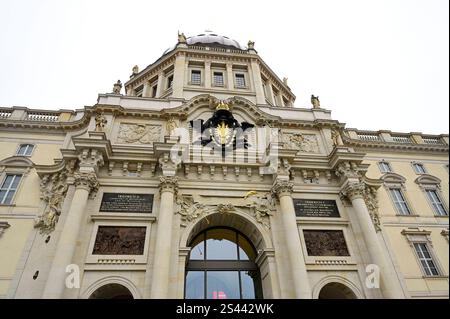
[89, 283, 134, 299]
[185, 227, 262, 299]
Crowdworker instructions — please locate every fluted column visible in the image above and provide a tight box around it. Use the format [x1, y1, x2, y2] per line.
[42, 172, 99, 298]
[150, 176, 178, 298]
[272, 179, 312, 299]
[341, 182, 404, 298]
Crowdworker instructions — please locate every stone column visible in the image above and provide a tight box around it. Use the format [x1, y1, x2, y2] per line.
[204, 61, 211, 88]
[272, 179, 312, 299]
[172, 53, 186, 98]
[341, 182, 404, 298]
[42, 172, 99, 299]
[226, 63, 234, 90]
[150, 176, 178, 298]
[156, 71, 164, 98]
[250, 59, 266, 105]
[266, 81, 275, 105]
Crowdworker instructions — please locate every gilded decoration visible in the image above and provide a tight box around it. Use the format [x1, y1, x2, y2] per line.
[117, 123, 161, 144]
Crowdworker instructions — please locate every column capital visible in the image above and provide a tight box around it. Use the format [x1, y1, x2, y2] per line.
[159, 176, 179, 194]
[271, 179, 294, 197]
[73, 172, 99, 195]
[340, 181, 365, 201]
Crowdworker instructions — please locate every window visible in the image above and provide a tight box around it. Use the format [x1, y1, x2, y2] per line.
[413, 243, 440, 276]
[426, 190, 448, 216]
[379, 161, 392, 173]
[389, 188, 411, 215]
[185, 228, 262, 299]
[235, 73, 246, 88]
[413, 163, 426, 174]
[213, 72, 224, 86]
[0, 174, 22, 205]
[134, 85, 143, 97]
[151, 85, 158, 98]
[167, 75, 174, 89]
[17, 144, 34, 156]
[191, 70, 201, 85]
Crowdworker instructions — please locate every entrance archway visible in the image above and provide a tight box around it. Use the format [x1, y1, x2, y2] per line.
[88, 283, 134, 299]
[318, 282, 357, 299]
[185, 227, 263, 299]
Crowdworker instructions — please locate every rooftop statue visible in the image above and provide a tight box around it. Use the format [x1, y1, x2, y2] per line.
[311, 95, 320, 108]
[178, 32, 187, 44]
[112, 80, 122, 94]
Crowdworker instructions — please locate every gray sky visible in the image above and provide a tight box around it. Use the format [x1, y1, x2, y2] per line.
[0, 0, 448, 134]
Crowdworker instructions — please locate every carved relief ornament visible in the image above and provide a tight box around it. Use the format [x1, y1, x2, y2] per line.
[159, 176, 179, 194]
[34, 161, 76, 235]
[117, 123, 161, 144]
[335, 161, 360, 179]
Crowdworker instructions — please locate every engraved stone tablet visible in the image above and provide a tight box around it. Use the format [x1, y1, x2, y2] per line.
[294, 199, 340, 218]
[100, 193, 153, 213]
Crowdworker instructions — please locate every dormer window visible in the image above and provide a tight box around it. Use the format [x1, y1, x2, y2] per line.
[17, 144, 34, 156]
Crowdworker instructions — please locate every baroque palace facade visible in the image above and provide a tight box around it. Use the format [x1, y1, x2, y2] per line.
[0, 32, 448, 299]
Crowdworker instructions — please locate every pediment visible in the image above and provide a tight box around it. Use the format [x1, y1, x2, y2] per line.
[0, 156, 34, 169]
[380, 172, 406, 184]
[414, 174, 441, 186]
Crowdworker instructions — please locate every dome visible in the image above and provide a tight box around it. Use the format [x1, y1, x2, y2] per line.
[186, 32, 244, 50]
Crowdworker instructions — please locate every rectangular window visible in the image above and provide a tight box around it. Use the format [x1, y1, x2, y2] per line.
[426, 190, 448, 216]
[413, 243, 439, 276]
[135, 85, 143, 97]
[0, 174, 22, 205]
[191, 70, 201, 85]
[213, 72, 224, 86]
[235, 73, 246, 88]
[17, 144, 34, 156]
[151, 85, 157, 98]
[389, 188, 411, 215]
[167, 75, 174, 89]
[413, 163, 426, 174]
[379, 162, 392, 173]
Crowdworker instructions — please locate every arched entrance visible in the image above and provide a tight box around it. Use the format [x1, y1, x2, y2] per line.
[318, 282, 357, 299]
[185, 227, 263, 299]
[88, 283, 134, 299]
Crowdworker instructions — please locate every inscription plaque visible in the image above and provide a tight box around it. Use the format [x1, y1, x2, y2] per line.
[100, 193, 153, 213]
[93, 226, 146, 255]
[303, 230, 350, 256]
[294, 199, 340, 218]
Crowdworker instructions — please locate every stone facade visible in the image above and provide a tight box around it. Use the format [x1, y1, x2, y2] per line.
[0, 32, 448, 299]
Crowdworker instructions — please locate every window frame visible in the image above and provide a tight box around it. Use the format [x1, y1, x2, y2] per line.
[425, 189, 448, 216]
[414, 175, 448, 217]
[234, 72, 247, 89]
[166, 73, 174, 90]
[413, 242, 441, 277]
[412, 162, 427, 174]
[378, 161, 392, 173]
[388, 187, 412, 216]
[16, 144, 35, 157]
[401, 228, 444, 278]
[190, 69, 202, 86]
[212, 71, 225, 87]
[0, 173, 23, 205]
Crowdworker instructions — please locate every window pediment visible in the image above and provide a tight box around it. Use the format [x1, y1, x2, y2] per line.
[414, 174, 441, 188]
[380, 172, 406, 186]
[0, 156, 34, 172]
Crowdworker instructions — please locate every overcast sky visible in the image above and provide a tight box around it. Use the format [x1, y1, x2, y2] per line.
[0, 0, 448, 134]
